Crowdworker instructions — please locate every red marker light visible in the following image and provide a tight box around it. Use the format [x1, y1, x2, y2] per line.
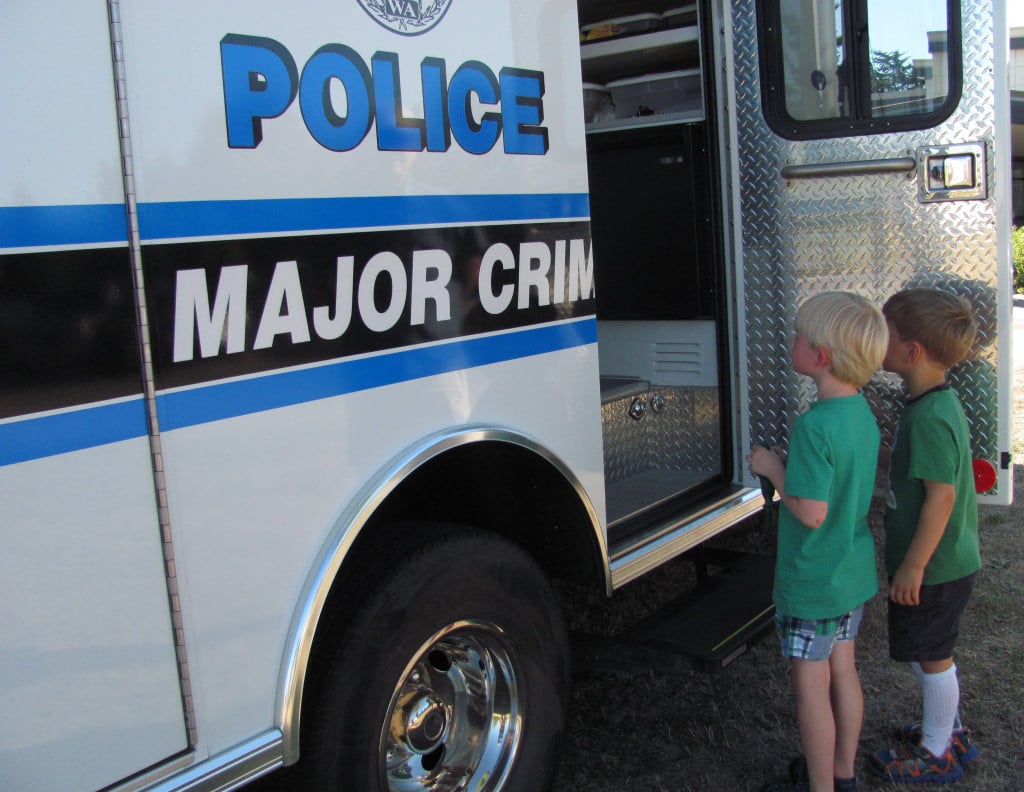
[972, 458, 997, 493]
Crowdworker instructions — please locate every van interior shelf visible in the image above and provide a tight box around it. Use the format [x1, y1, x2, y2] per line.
[586, 108, 704, 134]
[580, 25, 700, 84]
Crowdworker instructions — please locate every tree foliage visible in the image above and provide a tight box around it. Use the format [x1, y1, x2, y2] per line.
[1013, 225, 1024, 293]
[871, 49, 922, 93]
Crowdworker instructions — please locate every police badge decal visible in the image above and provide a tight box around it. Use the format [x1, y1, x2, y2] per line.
[356, 0, 453, 35]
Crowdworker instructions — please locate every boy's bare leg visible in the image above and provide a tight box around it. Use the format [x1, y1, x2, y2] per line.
[828, 639, 863, 779]
[791, 658, 835, 792]
[919, 657, 954, 673]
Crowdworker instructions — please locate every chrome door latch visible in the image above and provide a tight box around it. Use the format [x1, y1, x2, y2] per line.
[917, 142, 987, 203]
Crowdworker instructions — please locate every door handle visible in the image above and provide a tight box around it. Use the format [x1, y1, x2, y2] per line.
[917, 142, 987, 203]
[780, 157, 916, 180]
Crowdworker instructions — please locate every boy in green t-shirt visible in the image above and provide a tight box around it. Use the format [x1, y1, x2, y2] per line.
[749, 292, 888, 792]
[869, 289, 982, 784]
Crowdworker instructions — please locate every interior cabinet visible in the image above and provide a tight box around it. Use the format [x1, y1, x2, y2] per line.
[579, 3, 703, 132]
[578, 2, 725, 527]
[576, 1, 713, 322]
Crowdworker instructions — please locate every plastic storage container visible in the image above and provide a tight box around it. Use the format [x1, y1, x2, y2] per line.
[582, 82, 616, 123]
[607, 68, 702, 119]
[580, 13, 663, 41]
[662, 4, 698, 28]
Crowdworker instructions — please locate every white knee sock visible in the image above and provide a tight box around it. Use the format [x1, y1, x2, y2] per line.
[913, 661, 963, 730]
[920, 664, 960, 757]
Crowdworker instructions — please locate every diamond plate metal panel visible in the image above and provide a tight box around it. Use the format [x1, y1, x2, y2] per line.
[729, 0, 1003, 492]
[602, 386, 721, 482]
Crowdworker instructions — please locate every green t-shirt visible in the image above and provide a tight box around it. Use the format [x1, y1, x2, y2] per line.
[883, 385, 981, 584]
[774, 393, 880, 619]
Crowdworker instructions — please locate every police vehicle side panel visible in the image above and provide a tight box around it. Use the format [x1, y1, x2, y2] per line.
[116, 0, 606, 770]
[0, 5, 187, 791]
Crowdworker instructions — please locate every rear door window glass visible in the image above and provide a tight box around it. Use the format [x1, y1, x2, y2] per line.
[760, 0, 960, 139]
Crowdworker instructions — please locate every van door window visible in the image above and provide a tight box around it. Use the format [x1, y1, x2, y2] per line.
[759, 0, 961, 139]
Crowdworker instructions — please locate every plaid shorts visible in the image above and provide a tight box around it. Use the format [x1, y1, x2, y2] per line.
[776, 605, 864, 661]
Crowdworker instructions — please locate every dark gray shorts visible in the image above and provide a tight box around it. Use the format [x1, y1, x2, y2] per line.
[887, 572, 976, 663]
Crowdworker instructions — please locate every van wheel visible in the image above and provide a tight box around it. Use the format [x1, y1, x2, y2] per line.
[302, 528, 570, 792]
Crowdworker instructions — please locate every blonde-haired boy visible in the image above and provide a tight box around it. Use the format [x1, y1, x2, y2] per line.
[869, 288, 981, 784]
[749, 291, 887, 792]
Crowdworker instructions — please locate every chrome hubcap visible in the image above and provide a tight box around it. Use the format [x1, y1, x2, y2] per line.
[400, 691, 448, 753]
[381, 621, 520, 791]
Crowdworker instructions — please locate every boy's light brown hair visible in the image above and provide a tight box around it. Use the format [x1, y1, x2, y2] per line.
[796, 291, 888, 387]
[882, 288, 978, 368]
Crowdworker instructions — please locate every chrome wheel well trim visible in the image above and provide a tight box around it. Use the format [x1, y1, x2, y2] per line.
[276, 424, 606, 764]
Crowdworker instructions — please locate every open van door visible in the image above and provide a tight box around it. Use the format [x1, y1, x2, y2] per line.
[726, 0, 1012, 502]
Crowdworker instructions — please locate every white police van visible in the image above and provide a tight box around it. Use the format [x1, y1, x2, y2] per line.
[0, 1, 1012, 790]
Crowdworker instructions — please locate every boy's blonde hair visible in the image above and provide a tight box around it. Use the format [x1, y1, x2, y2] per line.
[796, 291, 888, 387]
[882, 288, 977, 368]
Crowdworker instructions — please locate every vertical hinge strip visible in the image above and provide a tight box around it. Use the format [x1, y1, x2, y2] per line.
[107, 0, 198, 750]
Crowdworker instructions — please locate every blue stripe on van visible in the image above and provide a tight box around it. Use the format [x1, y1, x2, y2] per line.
[0, 204, 128, 248]
[157, 318, 598, 431]
[137, 193, 591, 240]
[0, 319, 597, 465]
[0, 398, 149, 467]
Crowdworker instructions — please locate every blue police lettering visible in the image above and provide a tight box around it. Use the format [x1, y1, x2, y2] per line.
[220, 35, 298, 148]
[220, 34, 548, 155]
[300, 44, 374, 152]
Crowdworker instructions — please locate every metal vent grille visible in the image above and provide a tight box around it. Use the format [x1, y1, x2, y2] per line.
[651, 341, 704, 378]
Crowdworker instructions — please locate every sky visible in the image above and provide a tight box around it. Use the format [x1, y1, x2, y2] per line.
[1012, 1, 1024, 28]
[874, 1, 949, 59]
[867, 1, 1024, 61]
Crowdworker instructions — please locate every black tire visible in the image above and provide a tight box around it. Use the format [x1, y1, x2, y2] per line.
[301, 527, 570, 792]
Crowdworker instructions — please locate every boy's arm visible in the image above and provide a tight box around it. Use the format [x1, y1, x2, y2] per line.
[889, 479, 956, 606]
[781, 492, 828, 530]
[748, 446, 828, 529]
